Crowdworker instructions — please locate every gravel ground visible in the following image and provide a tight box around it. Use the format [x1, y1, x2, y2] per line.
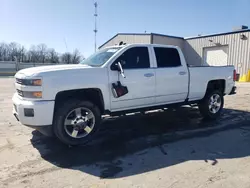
[1, 77, 250, 188]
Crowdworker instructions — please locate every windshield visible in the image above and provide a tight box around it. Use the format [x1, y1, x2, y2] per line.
[80, 47, 121, 67]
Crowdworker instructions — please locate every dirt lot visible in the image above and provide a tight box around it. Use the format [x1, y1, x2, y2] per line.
[1, 77, 250, 188]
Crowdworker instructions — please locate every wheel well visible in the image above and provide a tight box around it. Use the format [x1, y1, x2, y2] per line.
[206, 80, 225, 95]
[54, 88, 104, 113]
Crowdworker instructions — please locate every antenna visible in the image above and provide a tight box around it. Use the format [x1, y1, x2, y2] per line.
[94, 1, 98, 52]
[63, 38, 68, 52]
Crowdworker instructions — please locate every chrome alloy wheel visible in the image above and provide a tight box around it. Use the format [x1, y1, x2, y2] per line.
[208, 94, 222, 114]
[64, 107, 95, 138]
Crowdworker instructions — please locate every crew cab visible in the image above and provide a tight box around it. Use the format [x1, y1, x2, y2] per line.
[12, 44, 236, 145]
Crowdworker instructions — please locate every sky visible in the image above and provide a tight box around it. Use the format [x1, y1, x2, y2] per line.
[1, 0, 250, 57]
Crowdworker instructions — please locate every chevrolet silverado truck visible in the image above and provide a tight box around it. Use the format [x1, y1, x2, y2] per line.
[12, 44, 237, 145]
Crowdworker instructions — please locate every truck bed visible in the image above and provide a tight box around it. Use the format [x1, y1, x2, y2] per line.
[188, 66, 235, 101]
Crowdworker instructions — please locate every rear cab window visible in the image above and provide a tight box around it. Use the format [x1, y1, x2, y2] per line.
[154, 47, 181, 68]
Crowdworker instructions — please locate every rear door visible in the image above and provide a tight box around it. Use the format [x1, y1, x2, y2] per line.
[153, 47, 188, 104]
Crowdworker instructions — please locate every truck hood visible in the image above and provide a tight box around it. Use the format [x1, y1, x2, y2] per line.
[15, 64, 92, 77]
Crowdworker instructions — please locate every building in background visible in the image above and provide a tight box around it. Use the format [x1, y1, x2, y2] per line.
[99, 26, 250, 82]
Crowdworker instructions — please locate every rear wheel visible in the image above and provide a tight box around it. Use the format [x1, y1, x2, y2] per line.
[198, 90, 224, 120]
[53, 99, 101, 145]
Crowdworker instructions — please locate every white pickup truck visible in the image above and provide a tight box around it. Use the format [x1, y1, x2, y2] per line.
[12, 44, 236, 145]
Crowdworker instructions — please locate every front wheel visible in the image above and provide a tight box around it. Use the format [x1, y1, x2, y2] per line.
[198, 90, 224, 120]
[53, 99, 101, 145]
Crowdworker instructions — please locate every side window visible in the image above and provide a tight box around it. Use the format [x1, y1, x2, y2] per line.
[154, 47, 181, 68]
[115, 47, 150, 69]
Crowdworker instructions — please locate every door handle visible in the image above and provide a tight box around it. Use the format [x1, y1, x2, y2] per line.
[179, 71, 187, 75]
[144, 73, 154, 77]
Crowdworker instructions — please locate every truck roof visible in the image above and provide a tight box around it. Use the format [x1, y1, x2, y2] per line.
[106, 43, 180, 49]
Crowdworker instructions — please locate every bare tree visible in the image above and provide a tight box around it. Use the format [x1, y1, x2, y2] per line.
[71, 49, 82, 64]
[0, 43, 11, 61]
[0, 43, 7, 61]
[61, 52, 72, 64]
[37, 44, 48, 63]
[28, 45, 40, 62]
[0, 42, 21, 61]
[48, 48, 59, 63]
[16, 46, 26, 62]
[0, 41, 84, 64]
[8, 42, 21, 61]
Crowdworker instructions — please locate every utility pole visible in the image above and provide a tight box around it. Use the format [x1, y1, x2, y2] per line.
[94, 2, 98, 52]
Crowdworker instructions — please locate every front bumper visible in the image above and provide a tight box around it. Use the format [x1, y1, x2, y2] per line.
[12, 93, 55, 126]
[229, 86, 237, 95]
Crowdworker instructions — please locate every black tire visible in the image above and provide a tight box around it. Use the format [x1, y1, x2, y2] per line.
[53, 99, 101, 146]
[198, 90, 224, 120]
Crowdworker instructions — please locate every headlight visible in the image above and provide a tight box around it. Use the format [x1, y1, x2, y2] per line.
[16, 79, 42, 86]
[22, 91, 43, 98]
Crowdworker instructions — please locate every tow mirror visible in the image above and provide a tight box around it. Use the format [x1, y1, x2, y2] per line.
[116, 62, 126, 78]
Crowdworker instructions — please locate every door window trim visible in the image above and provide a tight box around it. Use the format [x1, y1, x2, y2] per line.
[153, 46, 182, 68]
[110, 46, 152, 70]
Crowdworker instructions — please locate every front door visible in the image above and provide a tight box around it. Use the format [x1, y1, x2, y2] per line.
[108, 46, 156, 111]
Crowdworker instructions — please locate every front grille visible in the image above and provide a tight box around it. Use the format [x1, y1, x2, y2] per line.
[16, 78, 23, 85]
[17, 89, 23, 97]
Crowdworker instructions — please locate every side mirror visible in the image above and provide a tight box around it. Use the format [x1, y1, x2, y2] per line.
[117, 62, 126, 78]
